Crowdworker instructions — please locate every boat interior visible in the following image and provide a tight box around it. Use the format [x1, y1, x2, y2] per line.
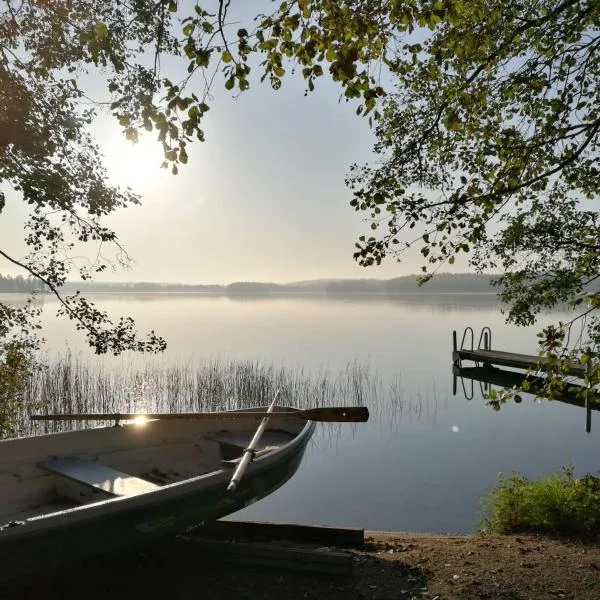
[0, 414, 305, 525]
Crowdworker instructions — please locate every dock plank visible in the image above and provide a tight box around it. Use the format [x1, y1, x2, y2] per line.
[454, 349, 586, 378]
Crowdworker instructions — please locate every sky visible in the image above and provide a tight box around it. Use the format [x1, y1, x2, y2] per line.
[0, 2, 442, 285]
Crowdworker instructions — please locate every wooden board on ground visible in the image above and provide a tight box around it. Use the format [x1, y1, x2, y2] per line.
[179, 537, 353, 575]
[200, 519, 364, 546]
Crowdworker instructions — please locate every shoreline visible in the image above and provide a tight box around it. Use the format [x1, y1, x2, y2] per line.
[4, 530, 599, 599]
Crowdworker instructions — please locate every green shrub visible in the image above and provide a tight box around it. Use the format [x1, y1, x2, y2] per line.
[0, 342, 43, 436]
[479, 467, 600, 541]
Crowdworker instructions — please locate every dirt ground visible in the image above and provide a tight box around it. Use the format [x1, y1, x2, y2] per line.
[3, 531, 600, 599]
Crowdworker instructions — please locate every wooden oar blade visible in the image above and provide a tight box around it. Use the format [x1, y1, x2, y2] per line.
[301, 406, 369, 422]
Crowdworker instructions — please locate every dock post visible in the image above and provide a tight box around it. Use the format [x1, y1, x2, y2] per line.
[585, 362, 592, 433]
[586, 397, 592, 433]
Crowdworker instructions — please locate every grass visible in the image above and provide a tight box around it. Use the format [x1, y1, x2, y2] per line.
[479, 467, 600, 541]
[11, 353, 384, 437]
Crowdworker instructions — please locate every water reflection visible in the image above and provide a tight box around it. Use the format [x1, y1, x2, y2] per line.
[453, 363, 599, 433]
[1, 290, 504, 310]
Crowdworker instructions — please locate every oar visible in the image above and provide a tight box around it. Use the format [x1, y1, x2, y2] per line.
[226, 391, 279, 493]
[29, 406, 369, 423]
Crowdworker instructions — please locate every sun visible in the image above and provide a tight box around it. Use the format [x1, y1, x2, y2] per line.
[103, 134, 167, 192]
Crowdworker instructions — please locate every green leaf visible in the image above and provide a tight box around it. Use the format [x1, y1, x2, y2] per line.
[94, 22, 108, 39]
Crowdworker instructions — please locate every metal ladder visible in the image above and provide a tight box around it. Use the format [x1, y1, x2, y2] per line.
[452, 326, 492, 400]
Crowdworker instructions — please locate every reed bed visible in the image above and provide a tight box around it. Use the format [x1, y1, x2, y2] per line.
[15, 354, 387, 437]
[6, 353, 444, 439]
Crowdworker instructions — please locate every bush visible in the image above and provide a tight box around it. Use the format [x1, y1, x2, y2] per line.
[0, 343, 39, 436]
[479, 467, 600, 541]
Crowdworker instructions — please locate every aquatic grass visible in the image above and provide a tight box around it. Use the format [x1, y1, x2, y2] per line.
[14, 353, 389, 437]
[478, 467, 600, 541]
[7, 352, 439, 439]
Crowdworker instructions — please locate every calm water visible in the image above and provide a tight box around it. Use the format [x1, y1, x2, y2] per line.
[4, 292, 599, 533]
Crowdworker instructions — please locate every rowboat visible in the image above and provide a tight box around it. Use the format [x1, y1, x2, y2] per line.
[0, 405, 367, 579]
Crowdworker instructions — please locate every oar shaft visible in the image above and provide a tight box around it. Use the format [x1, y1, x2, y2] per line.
[30, 406, 369, 423]
[227, 392, 279, 493]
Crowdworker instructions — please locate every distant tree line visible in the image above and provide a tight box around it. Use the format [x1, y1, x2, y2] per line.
[326, 274, 500, 294]
[0, 273, 498, 295]
[0, 274, 44, 293]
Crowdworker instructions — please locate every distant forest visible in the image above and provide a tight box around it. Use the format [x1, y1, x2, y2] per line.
[0, 274, 44, 293]
[0, 273, 500, 295]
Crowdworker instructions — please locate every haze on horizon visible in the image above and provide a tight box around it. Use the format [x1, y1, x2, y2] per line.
[0, 1, 468, 287]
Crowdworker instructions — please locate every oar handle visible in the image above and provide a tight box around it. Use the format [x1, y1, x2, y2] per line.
[301, 406, 369, 422]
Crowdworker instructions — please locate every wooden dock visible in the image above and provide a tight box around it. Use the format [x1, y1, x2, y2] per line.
[452, 328, 595, 432]
[452, 328, 587, 378]
[453, 348, 587, 378]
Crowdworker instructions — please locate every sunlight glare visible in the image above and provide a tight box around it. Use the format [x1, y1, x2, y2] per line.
[103, 135, 167, 191]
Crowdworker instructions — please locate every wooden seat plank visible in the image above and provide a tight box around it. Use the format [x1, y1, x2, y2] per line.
[38, 456, 159, 497]
[207, 430, 293, 451]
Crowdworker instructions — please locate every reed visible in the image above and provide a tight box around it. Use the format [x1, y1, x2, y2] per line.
[15, 353, 383, 437]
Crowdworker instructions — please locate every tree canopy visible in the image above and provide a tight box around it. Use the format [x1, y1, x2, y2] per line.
[0, 0, 599, 404]
[0, 0, 400, 358]
[345, 0, 600, 399]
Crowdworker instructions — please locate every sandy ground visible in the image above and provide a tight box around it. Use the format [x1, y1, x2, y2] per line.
[3, 531, 600, 599]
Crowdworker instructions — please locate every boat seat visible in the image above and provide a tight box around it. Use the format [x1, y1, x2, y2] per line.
[38, 456, 159, 499]
[207, 430, 294, 465]
[207, 430, 294, 450]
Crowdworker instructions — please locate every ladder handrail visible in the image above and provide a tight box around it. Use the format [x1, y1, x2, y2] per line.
[460, 327, 474, 351]
[478, 326, 492, 351]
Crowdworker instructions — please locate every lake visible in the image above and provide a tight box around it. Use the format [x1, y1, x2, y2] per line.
[4, 292, 599, 533]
